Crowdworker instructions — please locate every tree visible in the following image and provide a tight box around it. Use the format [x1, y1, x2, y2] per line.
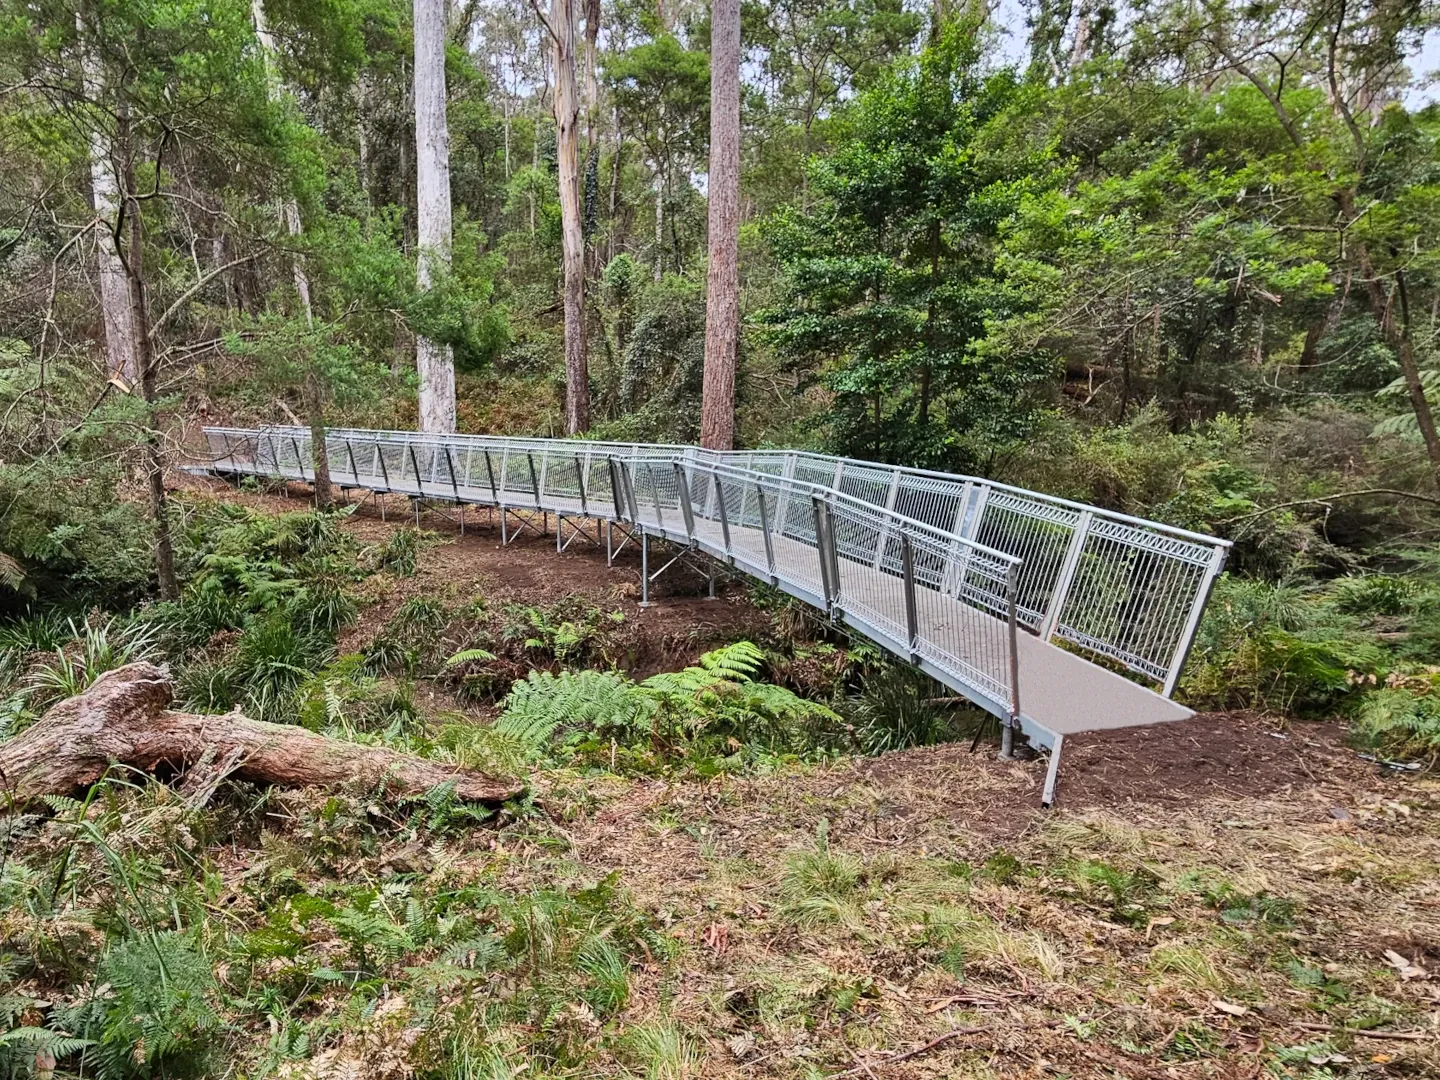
[414, 0, 459, 433]
[1132, 0, 1440, 487]
[761, 20, 1058, 469]
[700, 0, 741, 449]
[11, 0, 286, 600]
[252, 0, 331, 504]
[77, 7, 137, 386]
[535, 0, 591, 433]
[606, 34, 710, 280]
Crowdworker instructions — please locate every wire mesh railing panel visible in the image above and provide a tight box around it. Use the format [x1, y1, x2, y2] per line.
[835, 462, 896, 509]
[909, 530, 1016, 704]
[828, 500, 885, 568]
[893, 476, 964, 534]
[1054, 521, 1213, 681]
[972, 492, 1079, 629]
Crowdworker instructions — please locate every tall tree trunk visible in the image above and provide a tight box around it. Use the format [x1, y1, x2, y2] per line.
[253, 0, 328, 502]
[550, 0, 590, 434]
[304, 370, 333, 509]
[77, 12, 137, 386]
[1338, 193, 1440, 487]
[413, 0, 458, 433]
[357, 72, 373, 201]
[700, 0, 741, 451]
[116, 108, 179, 601]
[653, 174, 664, 282]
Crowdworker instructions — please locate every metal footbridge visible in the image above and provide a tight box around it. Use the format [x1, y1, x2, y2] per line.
[192, 425, 1230, 804]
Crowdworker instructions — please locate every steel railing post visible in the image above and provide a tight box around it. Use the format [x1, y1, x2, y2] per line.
[1003, 564, 1021, 759]
[344, 439, 362, 486]
[810, 496, 834, 612]
[1162, 543, 1229, 698]
[713, 473, 732, 557]
[374, 441, 391, 490]
[407, 442, 425, 524]
[575, 454, 588, 516]
[607, 457, 624, 520]
[1039, 510, 1091, 640]
[289, 435, 308, 482]
[773, 452, 798, 535]
[526, 451, 541, 507]
[673, 462, 695, 541]
[407, 443, 425, 499]
[644, 462, 665, 527]
[941, 481, 971, 597]
[872, 470, 902, 570]
[443, 446, 461, 502]
[755, 483, 776, 583]
[900, 532, 919, 661]
[481, 449, 498, 503]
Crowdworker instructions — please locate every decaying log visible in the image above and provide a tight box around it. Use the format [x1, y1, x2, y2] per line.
[0, 662, 523, 806]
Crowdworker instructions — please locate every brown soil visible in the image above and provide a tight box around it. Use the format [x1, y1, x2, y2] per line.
[177, 474, 772, 677]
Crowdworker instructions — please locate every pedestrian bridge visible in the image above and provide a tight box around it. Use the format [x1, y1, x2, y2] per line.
[192, 425, 1230, 804]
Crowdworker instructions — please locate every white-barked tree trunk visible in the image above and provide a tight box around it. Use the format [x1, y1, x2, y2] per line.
[78, 13, 138, 386]
[413, 0, 458, 433]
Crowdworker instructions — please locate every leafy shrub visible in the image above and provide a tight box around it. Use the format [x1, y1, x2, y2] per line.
[1181, 576, 1383, 713]
[845, 664, 969, 753]
[1328, 574, 1417, 616]
[496, 669, 656, 761]
[23, 618, 159, 712]
[59, 931, 220, 1079]
[479, 641, 844, 773]
[1351, 684, 1440, 764]
[374, 528, 426, 576]
[365, 597, 450, 676]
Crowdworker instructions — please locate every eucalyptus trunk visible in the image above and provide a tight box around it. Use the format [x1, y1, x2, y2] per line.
[77, 12, 137, 386]
[413, 0, 458, 433]
[551, 0, 590, 433]
[116, 108, 179, 601]
[700, 0, 741, 450]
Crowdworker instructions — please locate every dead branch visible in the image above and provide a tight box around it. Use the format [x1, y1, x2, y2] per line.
[0, 662, 523, 808]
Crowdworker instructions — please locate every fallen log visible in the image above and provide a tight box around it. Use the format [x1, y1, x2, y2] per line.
[0, 661, 523, 806]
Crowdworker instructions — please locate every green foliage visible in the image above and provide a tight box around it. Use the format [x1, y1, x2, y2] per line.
[482, 641, 845, 773]
[62, 932, 221, 1080]
[1351, 685, 1440, 765]
[23, 618, 159, 713]
[1181, 576, 1385, 713]
[496, 669, 656, 760]
[760, 19, 1060, 469]
[845, 664, 967, 753]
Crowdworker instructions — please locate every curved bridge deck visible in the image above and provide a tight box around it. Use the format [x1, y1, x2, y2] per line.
[191, 426, 1229, 805]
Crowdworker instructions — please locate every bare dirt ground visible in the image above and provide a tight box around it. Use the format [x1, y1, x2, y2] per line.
[172, 474, 1440, 1078]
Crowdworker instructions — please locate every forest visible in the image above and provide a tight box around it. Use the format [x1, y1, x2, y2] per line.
[2, 0, 1440, 1076]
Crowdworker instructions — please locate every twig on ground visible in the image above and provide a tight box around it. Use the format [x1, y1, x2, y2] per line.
[828, 1022, 1061, 1078]
[1293, 1022, 1432, 1042]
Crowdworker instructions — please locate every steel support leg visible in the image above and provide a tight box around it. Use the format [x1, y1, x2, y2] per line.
[639, 532, 652, 607]
[1041, 734, 1064, 808]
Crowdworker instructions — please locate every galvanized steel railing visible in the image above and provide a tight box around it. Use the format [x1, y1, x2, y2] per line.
[696, 449, 1230, 695]
[196, 425, 1228, 699]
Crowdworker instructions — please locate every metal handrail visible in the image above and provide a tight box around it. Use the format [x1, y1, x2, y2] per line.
[195, 424, 1228, 697]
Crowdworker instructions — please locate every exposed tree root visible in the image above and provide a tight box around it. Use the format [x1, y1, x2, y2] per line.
[0, 661, 523, 807]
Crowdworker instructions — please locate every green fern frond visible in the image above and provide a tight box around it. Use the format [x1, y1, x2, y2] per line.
[445, 647, 499, 667]
[697, 640, 765, 681]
